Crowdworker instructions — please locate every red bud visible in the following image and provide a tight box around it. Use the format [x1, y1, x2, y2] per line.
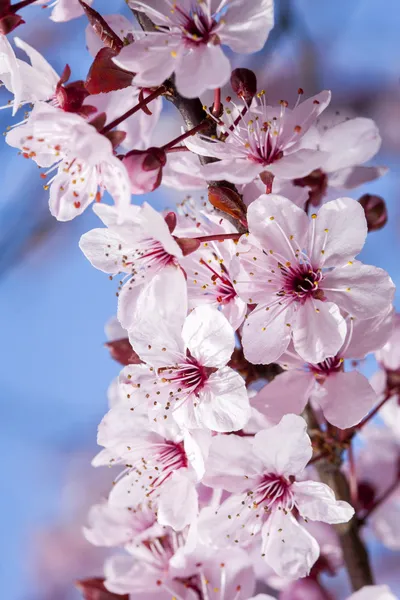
[164, 212, 177, 233]
[208, 185, 247, 227]
[230, 68, 257, 103]
[89, 112, 108, 132]
[57, 80, 89, 113]
[105, 339, 142, 366]
[85, 48, 134, 95]
[79, 0, 124, 52]
[358, 194, 388, 232]
[76, 578, 128, 600]
[123, 147, 166, 195]
[104, 130, 127, 149]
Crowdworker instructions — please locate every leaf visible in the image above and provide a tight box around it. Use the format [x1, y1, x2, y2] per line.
[85, 48, 134, 95]
[208, 185, 247, 227]
[79, 0, 124, 52]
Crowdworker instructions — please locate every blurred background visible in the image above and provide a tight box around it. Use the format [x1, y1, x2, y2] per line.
[1, 0, 400, 598]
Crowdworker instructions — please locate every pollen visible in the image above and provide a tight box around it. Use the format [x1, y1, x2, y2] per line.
[171, 50, 177, 58]
[269, 216, 274, 220]
[311, 213, 317, 219]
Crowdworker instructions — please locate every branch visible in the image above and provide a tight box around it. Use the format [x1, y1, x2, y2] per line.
[305, 407, 374, 591]
[130, 8, 247, 232]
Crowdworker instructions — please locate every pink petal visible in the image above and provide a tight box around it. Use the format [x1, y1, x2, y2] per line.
[321, 117, 381, 173]
[270, 149, 327, 179]
[220, 0, 274, 53]
[176, 44, 231, 97]
[343, 306, 394, 359]
[182, 305, 235, 367]
[253, 414, 312, 478]
[329, 165, 388, 189]
[292, 301, 347, 364]
[158, 471, 198, 530]
[201, 158, 262, 183]
[323, 261, 395, 319]
[253, 370, 314, 424]
[261, 510, 320, 579]
[242, 302, 294, 365]
[309, 197, 367, 267]
[293, 481, 354, 524]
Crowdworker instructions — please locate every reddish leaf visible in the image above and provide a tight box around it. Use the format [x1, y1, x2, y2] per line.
[0, 13, 24, 34]
[105, 339, 142, 366]
[104, 130, 127, 149]
[0, 0, 11, 16]
[76, 578, 128, 600]
[89, 112, 107, 132]
[174, 236, 201, 256]
[86, 48, 134, 95]
[208, 185, 247, 227]
[79, 0, 124, 52]
[59, 63, 71, 85]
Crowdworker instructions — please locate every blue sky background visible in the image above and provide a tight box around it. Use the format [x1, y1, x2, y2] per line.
[0, 1, 400, 598]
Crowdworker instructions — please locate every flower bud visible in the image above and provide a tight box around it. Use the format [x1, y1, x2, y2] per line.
[358, 193, 388, 232]
[208, 184, 247, 227]
[122, 147, 166, 195]
[279, 578, 333, 600]
[230, 68, 257, 103]
[76, 578, 128, 600]
[0, 13, 24, 35]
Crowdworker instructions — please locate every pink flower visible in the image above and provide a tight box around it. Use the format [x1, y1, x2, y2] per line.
[94, 410, 209, 531]
[35, 0, 93, 22]
[376, 313, 400, 372]
[253, 309, 393, 429]
[347, 587, 397, 600]
[123, 147, 167, 194]
[84, 500, 160, 548]
[200, 415, 354, 579]
[105, 540, 256, 599]
[121, 303, 250, 432]
[185, 91, 331, 183]
[79, 202, 186, 331]
[232, 194, 394, 364]
[0, 36, 59, 115]
[6, 102, 131, 220]
[113, 0, 274, 98]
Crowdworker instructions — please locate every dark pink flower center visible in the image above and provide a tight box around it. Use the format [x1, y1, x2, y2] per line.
[160, 353, 216, 396]
[254, 473, 294, 511]
[278, 261, 324, 303]
[148, 440, 188, 490]
[200, 258, 237, 305]
[172, 2, 220, 45]
[310, 355, 343, 377]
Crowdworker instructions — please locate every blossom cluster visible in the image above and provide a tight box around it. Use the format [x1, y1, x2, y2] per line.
[1, 1, 399, 599]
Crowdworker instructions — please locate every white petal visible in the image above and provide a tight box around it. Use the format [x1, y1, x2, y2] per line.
[293, 481, 354, 524]
[220, 0, 274, 53]
[270, 149, 327, 179]
[175, 44, 231, 97]
[182, 305, 235, 367]
[79, 227, 126, 274]
[140, 202, 183, 258]
[348, 586, 397, 600]
[201, 158, 262, 183]
[261, 510, 320, 579]
[253, 414, 312, 477]
[242, 302, 294, 365]
[158, 471, 198, 530]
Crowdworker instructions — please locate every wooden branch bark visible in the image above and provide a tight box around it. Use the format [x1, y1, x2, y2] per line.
[305, 407, 374, 591]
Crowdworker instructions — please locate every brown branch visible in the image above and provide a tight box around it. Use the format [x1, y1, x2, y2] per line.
[130, 8, 247, 232]
[305, 407, 374, 591]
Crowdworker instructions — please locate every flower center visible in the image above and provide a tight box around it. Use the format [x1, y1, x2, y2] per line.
[122, 238, 177, 277]
[160, 353, 215, 395]
[278, 262, 324, 302]
[200, 257, 237, 305]
[310, 355, 344, 377]
[254, 473, 294, 511]
[172, 2, 220, 45]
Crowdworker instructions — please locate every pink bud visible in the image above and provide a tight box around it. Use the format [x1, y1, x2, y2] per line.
[279, 579, 334, 600]
[359, 194, 388, 232]
[122, 147, 166, 195]
[0, 13, 24, 35]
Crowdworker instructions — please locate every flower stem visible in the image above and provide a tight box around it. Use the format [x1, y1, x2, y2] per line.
[101, 86, 166, 134]
[212, 88, 221, 116]
[348, 443, 359, 507]
[11, 0, 36, 11]
[353, 392, 392, 432]
[161, 121, 209, 151]
[195, 233, 242, 243]
[165, 146, 190, 154]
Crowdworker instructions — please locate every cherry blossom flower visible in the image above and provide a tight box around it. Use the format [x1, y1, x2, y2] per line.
[105, 537, 257, 600]
[35, 0, 93, 22]
[185, 91, 331, 183]
[232, 194, 394, 364]
[200, 415, 354, 579]
[347, 587, 397, 600]
[113, 0, 274, 98]
[94, 408, 210, 531]
[293, 117, 387, 207]
[124, 303, 250, 432]
[253, 309, 393, 429]
[5, 102, 131, 220]
[79, 202, 186, 331]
